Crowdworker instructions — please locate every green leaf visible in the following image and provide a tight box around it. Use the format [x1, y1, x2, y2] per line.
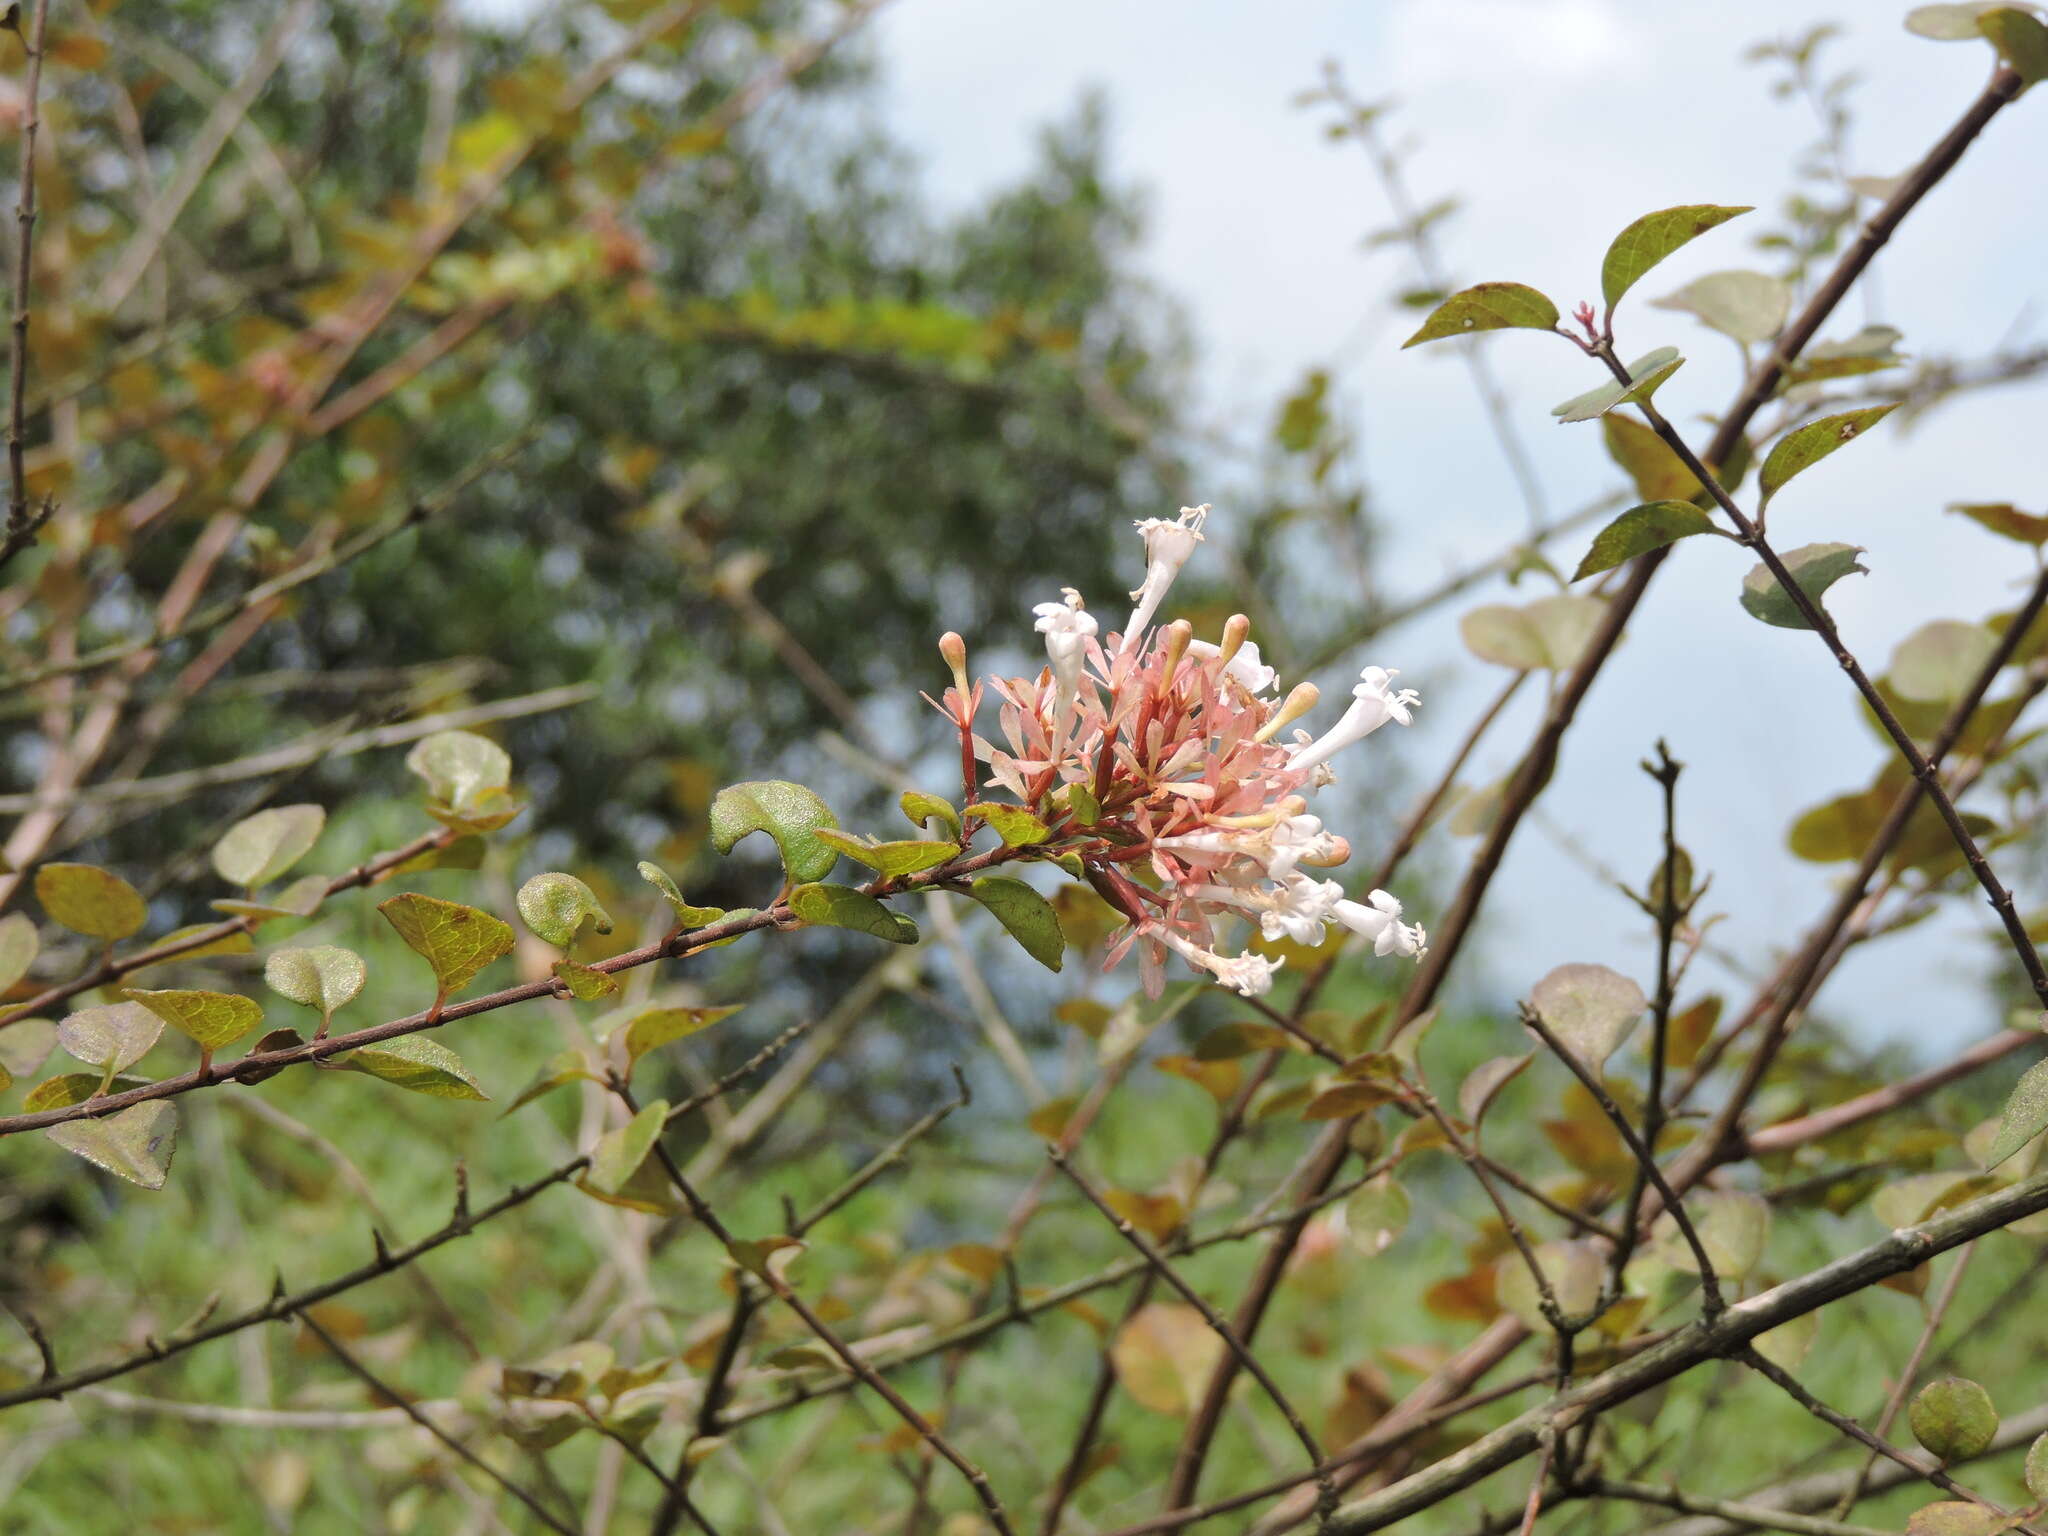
[516, 873, 615, 948]
[613, 1005, 744, 1072]
[1739, 542, 1867, 630]
[1055, 781, 1101, 826]
[0, 1016, 56, 1081]
[1192, 1021, 1300, 1060]
[0, 911, 40, 992]
[58, 1001, 163, 1073]
[123, 988, 262, 1052]
[552, 960, 618, 1000]
[636, 860, 723, 926]
[378, 893, 515, 1001]
[787, 883, 919, 944]
[899, 791, 962, 838]
[405, 729, 511, 810]
[1981, 6, 2048, 84]
[811, 828, 960, 876]
[588, 1100, 669, 1196]
[343, 1034, 488, 1100]
[709, 780, 840, 883]
[1528, 963, 1645, 1072]
[966, 877, 1065, 971]
[1600, 204, 1751, 310]
[393, 835, 487, 874]
[1786, 325, 1907, 385]
[1905, 1503, 2020, 1536]
[264, 945, 366, 1029]
[45, 1102, 178, 1190]
[1496, 1240, 1603, 1331]
[1572, 500, 1716, 580]
[210, 805, 325, 889]
[23, 1071, 148, 1110]
[964, 802, 1052, 847]
[2026, 1430, 2048, 1502]
[1984, 1058, 2048, 1169]
[1907, 2, 2023, 39]
[1950, 502, 2048, 546]
[1344, 1174, 1411, 1256]
[1890, 621, 1999, 704]
[1461, 595, 1607, 672]
[210, 873, 327, 924]
[1911, 1377, 1998, 1461]
[503, 1050, 596, 1116]
[1758, 405, 1898, 505]
[1601, 415, 1705, 502]
[1551, 348, 1685, 424]
[1400, 282, 1560, 348]
[35, 863, 147, 941]
[1649, 268, 1789, 344]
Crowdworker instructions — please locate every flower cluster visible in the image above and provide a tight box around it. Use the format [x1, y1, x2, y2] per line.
[934, 504, 1424, 998]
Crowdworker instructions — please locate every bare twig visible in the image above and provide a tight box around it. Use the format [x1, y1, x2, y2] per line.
[1, 0, 54, 575]
[297, 1309, 577, 1536]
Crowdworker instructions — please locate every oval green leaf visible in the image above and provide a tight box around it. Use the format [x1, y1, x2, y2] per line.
[1984, 1057, 2048, 1170]
[1401, 282, 1561, 348]
[343, 1034, 488, 1100]
[812, 828, 961, 876]
[1572, 500, 1716, 581]
[787, 883, 919, 944]
[123, 988, 263, 1051]
[35, 863, 147, 941]
[1600, 204, 1751, 310]
[1910, 1376, 1998, 1462]
[264, 945, 367, 1025]
[1528, 962, 1645, 1072]
[588, 1100, 669, 1196]
[0, 911, 40, 993]
[967, 876, 1065, 971]
[378, 893, 515, 1000]
[614, 1004, 744, 1071]
[1758, 405, 1898, 506]
[405, 729, 511, 810]
[210, 804, 325, 889]
[46, 1101, 178, 1190]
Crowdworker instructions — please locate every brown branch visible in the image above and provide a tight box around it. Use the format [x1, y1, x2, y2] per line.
[1736, 1346, 2035, 1533]
[0, 827, 453, 1032]
[1048, 1145, 1337, 1523]
[0, 1016, 814, 1413]
[297, 1309, 577, 1536]
[1831, 1241, 1977, 1518]
[1317, 1164, 2048, 1532]
[0, 0, 53, 576]
[619, 1080, 1018, 1536]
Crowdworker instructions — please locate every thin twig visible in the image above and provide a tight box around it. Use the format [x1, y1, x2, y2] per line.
[1048, 1145, 1338, 1524]
[297, 1309, 577, 1536]
[1, 0, 54, 575]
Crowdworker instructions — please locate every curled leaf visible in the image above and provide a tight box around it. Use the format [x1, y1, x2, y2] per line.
[709, 780, 840, 884]
[1739, 542, 1867, 630]
[516, 873, 615, 948]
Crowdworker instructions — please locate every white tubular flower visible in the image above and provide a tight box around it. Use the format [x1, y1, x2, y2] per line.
[1180, 873, 1343, 946]
[1032, 587, 1098, 729]
[1289, 666, 1420, 774]
[1187, 636, 1277, 694]
[1157, 814, 1345, 881]
[1154, 926, 1283, 997]
[1122, 504, 1209, 650]
[1333, 890, 1428, 958]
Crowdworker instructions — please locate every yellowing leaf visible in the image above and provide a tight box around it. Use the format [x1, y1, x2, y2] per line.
[378, 893, 515, 1001]
[123, 988, 262, 1051]
[46, 1101, 178, 1189]
[0, 912, 40, 992]
[614, 1005, 743, 1071]
[58, 1001, 163, 1073]
[35, 863, 147, 941]
[1109, 1304, 1224, 1416]
[343, 1034, 488, 1100]
[588, 1100, 669, 1195]
[1401, 282, 1560, 348]
[964, 802, 1051, 847]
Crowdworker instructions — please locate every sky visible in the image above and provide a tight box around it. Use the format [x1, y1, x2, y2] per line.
[867, 0, 2048, 1054]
